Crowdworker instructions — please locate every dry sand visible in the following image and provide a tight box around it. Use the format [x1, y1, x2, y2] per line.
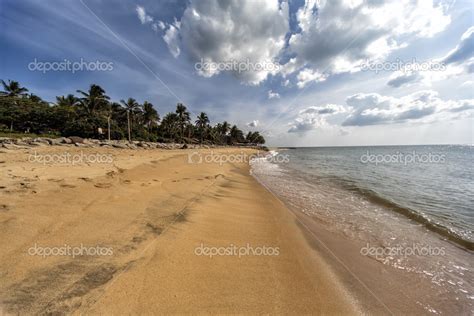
[0, 146, 361, 314]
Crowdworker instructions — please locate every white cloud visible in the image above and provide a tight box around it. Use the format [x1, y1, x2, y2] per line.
[342, 91, 474, 126]
[151, 21, 166, 33]
[288, 114, 328, 133]
[135, 0, 452, 87]
[300, 104, 348, 115]
[134, 6, 180, 57]
[296, 68, 326, 88]
[288, 103, 346, 133]
[171, 0, 290, 84]
[442, 26, 474, 65]
[268, 90, 280, 99]
[461, 80, 474, 87]
[247, 120, 259, 127]
[387, 71, 422, 88]
[158, 20, 166, 30]
[387, 27, 474, 88]
[163, 22, 181, 58]
[136, 6, 153, 24]
[289, 0, 451, 76]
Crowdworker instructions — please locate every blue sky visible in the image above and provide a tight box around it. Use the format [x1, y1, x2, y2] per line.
[1, 0, 473, 146]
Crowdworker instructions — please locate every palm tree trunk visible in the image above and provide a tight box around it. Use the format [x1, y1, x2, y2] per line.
[127, 111, 131, 142]
[107, 116, 111, 141]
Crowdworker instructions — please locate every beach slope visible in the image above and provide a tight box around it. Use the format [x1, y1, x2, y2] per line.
[0, 147, 358, 314]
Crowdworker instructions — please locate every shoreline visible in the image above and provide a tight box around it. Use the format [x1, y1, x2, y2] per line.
[0, 146, 359, 314]
[250, 151, 473, 315]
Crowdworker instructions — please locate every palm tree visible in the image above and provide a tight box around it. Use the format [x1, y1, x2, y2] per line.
[75, 84, 110, 138]
[246, 131, 265, 144]
[161, 112, 180, 140]
[0, 80, 29, 97]
[175, 103, 190, 140]
[195, 112, 209, 143]
[76, 84, 110, 115]
[107, 102, 127, 141]
[56, 94, 79, 107]
[120, 98, 140, 142]
[229, 125, 244, 144]
[220, 121, 230, 135]
[27, 94, 44, 103]
[215, 121, 230, 144]
[0, 80, 29, 131]
[142, 101, 159, 131]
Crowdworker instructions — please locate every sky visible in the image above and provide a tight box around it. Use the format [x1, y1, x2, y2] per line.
[1, 0, 473, 146]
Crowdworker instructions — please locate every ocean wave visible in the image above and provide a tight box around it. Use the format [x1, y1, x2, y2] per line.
[340, 183, 474, 251]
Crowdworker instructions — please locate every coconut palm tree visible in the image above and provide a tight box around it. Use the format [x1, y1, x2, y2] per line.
[27, 94, 44, 103]
[0, 80, 29, 97]
[246, 131, 265, 144]
[56, 94, 79, 107]
[76, 84, 110, 115]
[142, 101, 159, 131]
[161, 112, 180, 140]
[175, 103, 190, 140]
[195, 112, 209, 143]
[229, 125, 244, 144]
[0, 80, 30, 131]
[215, 121, 230, 144]
[75, 84, 110, 138]
[120, 98, 140, 142]
[220, 121, 230, 135]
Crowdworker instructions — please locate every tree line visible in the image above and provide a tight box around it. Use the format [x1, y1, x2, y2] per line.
[0, 80, 265, 145]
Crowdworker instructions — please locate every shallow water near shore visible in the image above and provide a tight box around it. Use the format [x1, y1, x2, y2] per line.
[251, 145, 473, 314]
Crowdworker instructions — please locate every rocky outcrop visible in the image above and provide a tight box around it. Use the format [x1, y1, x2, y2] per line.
[0, 137, 242, 151]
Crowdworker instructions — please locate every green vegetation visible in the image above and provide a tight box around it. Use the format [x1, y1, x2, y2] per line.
[0, 80, 265, 145]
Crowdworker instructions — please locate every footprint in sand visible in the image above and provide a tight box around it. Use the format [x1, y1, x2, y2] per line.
[106, 171, 116, 178]
[0, 204, 10, 211]
[94, 183, 113, 189]
[19, 182, 34, 189]
[146, 222, 163, 235]
[132, 236, 145, 243]
[60, 184, 76, 188]
[78, 177, 93, 182]
[48, 178, 64, 183]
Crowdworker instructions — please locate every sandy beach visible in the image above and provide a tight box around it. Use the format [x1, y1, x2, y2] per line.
[3, 0, 472, 313]
[0, 146, 360, 314]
